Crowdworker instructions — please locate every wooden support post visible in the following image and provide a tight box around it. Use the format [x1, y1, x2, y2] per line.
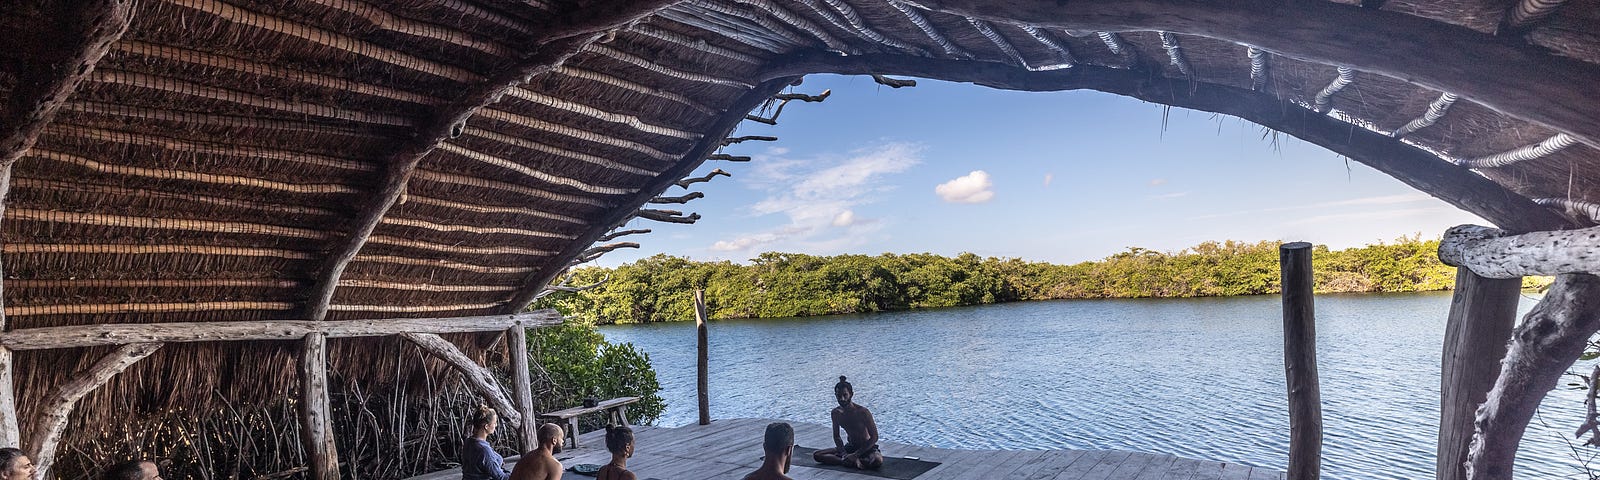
[29, 342, 160, 480]
[298, 333, 339, 480]
[1437, 269, 1520, 480]
[0, 347, 16, 448]
[1466, 273, 1600, 480]
[507, 325, 538, 452]
[1280, 242, 1322, 480]
[401, 333, 522, 428]
[695, 289, 710, 426]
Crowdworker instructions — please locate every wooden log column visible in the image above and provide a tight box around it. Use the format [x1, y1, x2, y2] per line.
[1437, 270, 1520, 480]
[0, 0, 136, 449]
[0, 347, 14, 447]
[695, 290, 710, 426]
[299, 333, 340, 480]
[1280, 242, 1322, 480]
[507, 325, 538, 451]
[29, 343, 161, 480]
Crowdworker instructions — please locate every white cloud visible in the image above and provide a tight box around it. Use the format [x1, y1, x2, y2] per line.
[710, 142, 922, 254]
[1149, 178, 1168, 186]
[832, 210, 856, 227]
[935, 170, 995, 203]
[1043, 173, 1054, 187]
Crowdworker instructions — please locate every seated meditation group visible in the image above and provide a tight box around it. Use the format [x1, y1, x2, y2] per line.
[463, 376, 882, 480]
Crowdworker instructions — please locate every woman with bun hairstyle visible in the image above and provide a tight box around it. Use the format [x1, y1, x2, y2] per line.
[461, 405, 510, 480]
[596, 424, 636, 480]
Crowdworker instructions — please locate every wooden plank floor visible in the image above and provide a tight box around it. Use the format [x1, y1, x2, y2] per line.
[409, 418, 1284, 480]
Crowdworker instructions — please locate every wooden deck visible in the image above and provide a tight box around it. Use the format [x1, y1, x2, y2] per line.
[410, 418, 1285, 480]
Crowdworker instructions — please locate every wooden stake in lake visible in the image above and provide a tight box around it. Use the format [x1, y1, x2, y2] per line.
[695, 289, 710, 426]
[1280, 242, 1323, 480]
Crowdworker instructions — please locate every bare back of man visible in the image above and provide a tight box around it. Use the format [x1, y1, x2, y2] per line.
[509, 424, 565, 480]
[813, 376, 884, 470]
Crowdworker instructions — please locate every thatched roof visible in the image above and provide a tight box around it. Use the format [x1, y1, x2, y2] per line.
[1, 0, 1597, 477]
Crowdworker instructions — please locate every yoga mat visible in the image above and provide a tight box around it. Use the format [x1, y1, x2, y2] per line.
[789, 446, 940, 480]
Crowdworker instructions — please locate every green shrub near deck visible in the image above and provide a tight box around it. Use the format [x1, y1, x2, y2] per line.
[543, 237, 1546, 324]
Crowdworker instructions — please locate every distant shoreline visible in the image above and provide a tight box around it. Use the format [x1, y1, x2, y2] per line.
[540, 238, 1550, 325]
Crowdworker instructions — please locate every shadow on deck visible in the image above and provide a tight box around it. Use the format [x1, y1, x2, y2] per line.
[410, 417, 1285, 480]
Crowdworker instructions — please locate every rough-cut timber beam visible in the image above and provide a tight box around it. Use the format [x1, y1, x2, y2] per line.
[0, 311, 561, 351]
[637, 209, 703, 224]
[0, 0, 134, 449]
[599, 229, 652, 242]
[1438, 224, 1600, 278]
[1534, 198, 1600, 224]
[0, 348, 14, 447]
[724, 135, 779, 145]
[298, 333, 338, 480]
[1456, 134, 1577, 169]
[915, 0, 1600, 149]
[652, 192, 707, 204]
[1465, 273, 1600, 480]
[677, 169, 733, 188]
[301, 1, 680, 321]
[1392, 93, 1459, 138]
[1498, 0, 1568, 34]
[764, 54, 1574, 232]
[29, 343, 161, 480]
[708, 153, 752, 162]
[0, 0, 133, 167]
[507, 325, 537, 451]
[762, 53, 1574, 233]
[501, 78, 800, 313]
[401, 333, 522, 427]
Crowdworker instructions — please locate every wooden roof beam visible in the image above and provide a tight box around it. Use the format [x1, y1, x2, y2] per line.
[1311, 66, 1356, 113]
[884, 0, 970, 57]
[762, 53, 1574, 234]
[501, 77, 800, 313]
[300, 0, 682, 322]
[1498, 0, 1568, 35]
[1392, 92, 1459, 138]
[1157, 32, 1194, 77]
[1246, 46, 1269, 91]
[1455, 134, 1578, 168]
[0, 3, 137, 448]
[914, 0, 1600, 150]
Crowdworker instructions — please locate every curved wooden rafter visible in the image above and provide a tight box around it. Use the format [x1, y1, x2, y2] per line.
[1312, 67, 1357, 113]
[1392, 92, 1460, 138]
[0, 0, 137, 449]
[300, 0, 685, 322]
[913, 0, 1600, 150]
[1454, 134, 1578, 169]
[1246, 46, 1269, 91]
[883, 0, 969, 57]
[1157, 32, 1193, 77]
[501, 77, 801, 313]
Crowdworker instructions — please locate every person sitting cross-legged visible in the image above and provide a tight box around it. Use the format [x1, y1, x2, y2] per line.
[509, 423, 565, 480]
[812, 376, 883, 470]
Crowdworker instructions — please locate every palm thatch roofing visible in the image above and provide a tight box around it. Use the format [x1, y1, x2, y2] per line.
[0, 0, 1597, 478]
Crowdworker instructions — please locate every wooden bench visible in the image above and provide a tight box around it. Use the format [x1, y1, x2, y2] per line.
[536, 396, 639, 449]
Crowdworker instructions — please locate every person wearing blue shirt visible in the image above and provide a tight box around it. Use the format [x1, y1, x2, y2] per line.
[461, 406, 510, 480]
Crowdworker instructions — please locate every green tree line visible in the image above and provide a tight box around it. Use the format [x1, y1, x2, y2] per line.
[540, 237, 1547, 324]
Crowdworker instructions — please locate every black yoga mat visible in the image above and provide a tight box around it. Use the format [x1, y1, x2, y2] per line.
[789, 446, 941, 480]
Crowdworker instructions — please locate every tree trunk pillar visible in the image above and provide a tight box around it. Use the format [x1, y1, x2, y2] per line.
[1437, 269, 1520, 480]
[0, 347, 16, 448]
[1280, 242, 1322, 480]
[508, 324, 538, 451]
[299, 333, 339, 480]
[695, 289, 710, 426]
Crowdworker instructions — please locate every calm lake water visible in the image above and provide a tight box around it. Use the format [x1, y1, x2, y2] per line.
[598, 292, 1592, 479]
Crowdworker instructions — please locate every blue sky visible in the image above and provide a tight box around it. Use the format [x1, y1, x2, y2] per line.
[598, 74, 1485, 266]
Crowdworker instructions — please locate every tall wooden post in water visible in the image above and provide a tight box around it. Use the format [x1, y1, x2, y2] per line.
[695, 289, 710, 425]
[1280, 242, 1322, 480]
[1436, 269, 1520, 480]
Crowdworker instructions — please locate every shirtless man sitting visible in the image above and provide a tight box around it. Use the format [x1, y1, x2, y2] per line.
[812, 376, 884, 469]
[742, 423, 795, 480]
[509, 423, 564, 480]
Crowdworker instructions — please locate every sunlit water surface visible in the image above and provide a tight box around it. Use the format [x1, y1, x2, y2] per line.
[599, 292, 1590, 479]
